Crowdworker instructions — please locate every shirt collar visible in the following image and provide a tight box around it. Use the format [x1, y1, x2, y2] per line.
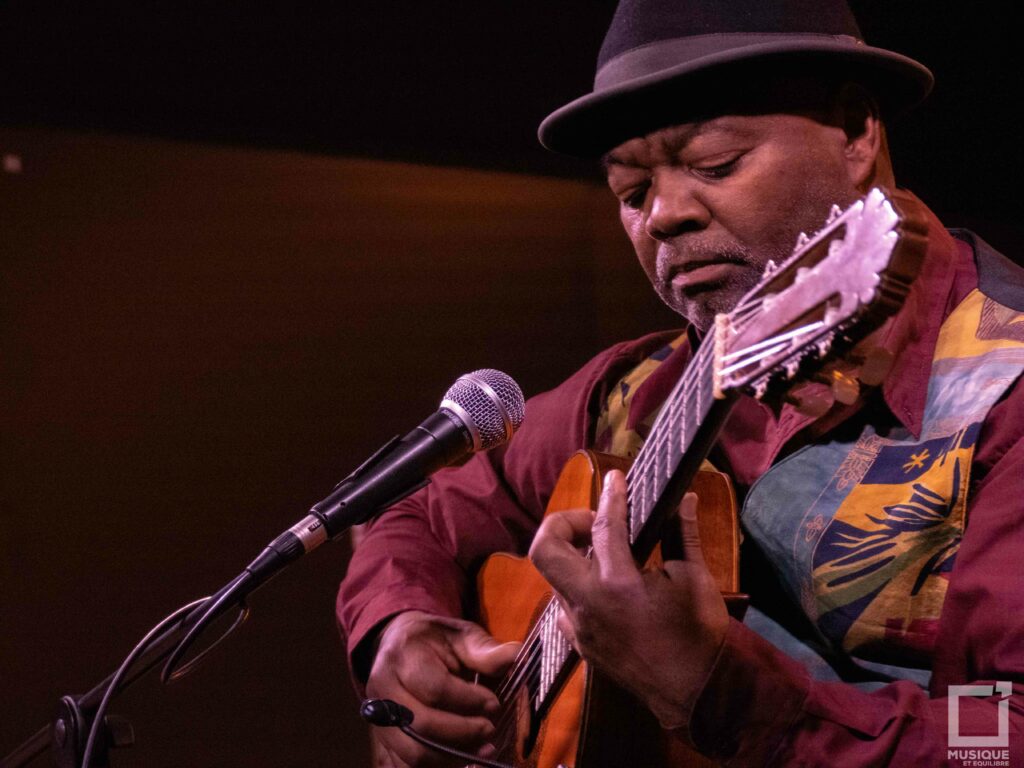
[876, 194, 974, 438]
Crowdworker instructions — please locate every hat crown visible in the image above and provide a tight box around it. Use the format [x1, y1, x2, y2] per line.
[598, 0, 864, 73]
[539, 0, 932, 156]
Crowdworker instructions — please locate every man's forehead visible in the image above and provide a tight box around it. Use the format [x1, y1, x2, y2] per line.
[601, 117, 759, 169]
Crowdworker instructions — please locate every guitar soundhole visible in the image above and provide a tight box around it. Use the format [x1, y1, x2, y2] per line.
[495, 684, 541, 766]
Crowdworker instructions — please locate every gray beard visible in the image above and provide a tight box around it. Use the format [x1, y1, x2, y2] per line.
[653, 239, 791, 332]
[654, 184, 862, 331]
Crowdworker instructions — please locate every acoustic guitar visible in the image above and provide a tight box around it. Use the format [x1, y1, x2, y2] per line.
[475, 188, 928, 767]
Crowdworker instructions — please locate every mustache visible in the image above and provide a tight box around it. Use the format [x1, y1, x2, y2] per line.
[656, 241, 754, 279]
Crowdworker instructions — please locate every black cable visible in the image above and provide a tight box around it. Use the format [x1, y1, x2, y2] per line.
[360, 698, 513, 768]
[81, 597, 208, 768]
[160, 571, 251, 684]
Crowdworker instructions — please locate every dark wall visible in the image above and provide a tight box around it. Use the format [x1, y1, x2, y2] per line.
[0, 127, 677, 766]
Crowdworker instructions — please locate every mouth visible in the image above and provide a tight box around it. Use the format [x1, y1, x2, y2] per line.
[668, 259, 745, 293]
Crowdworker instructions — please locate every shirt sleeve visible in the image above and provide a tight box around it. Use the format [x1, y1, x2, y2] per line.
[685, 381, 1024, 766]
[336, 335, 674, 682]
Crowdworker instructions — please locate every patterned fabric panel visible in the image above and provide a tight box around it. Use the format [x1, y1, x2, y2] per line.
[742, 290, 1024, 670]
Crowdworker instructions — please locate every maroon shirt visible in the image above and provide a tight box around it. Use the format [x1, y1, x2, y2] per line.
[338, 203, 1024, 765]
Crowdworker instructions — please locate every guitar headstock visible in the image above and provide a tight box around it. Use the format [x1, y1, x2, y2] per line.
[712, 187, 928, 400]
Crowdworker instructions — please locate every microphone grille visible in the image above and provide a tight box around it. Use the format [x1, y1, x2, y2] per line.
[442, 369, 525, 451]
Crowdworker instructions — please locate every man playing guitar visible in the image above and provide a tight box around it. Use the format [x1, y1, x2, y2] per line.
[338, 1, 1024, 765]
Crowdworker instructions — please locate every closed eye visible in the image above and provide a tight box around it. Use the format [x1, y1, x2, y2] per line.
[692, 156, 741, 181]
[622, 183, 650, 210]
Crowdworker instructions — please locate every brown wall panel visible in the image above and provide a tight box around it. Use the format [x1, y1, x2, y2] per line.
[0, 129, 677, 766]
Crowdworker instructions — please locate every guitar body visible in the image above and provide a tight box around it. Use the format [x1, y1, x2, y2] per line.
[476, 450, 740, 768]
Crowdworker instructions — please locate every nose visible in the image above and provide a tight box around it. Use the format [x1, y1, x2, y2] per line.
[645, 169, 711, 241]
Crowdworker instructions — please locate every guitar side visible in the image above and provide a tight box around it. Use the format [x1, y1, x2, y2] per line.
[476, 450, 738, 768]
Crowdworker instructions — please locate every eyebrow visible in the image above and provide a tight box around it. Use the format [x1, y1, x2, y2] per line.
[601, 120, 751, 170]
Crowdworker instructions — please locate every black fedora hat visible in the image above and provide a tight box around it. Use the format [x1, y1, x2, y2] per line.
[538, 0, 933, 157]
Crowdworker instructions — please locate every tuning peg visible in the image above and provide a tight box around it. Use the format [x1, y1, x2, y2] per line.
[762, 259, 777, 278]
[784, 358, 801, 379]
[815, 334, 834, 358]
[813, 368, 860, 405]
[751, 376, 770, 400]
[795, 231, 809, 249]
[827, 203, 843, 223]
[785, 386, 834, 419]
[849, 347, 894, 386]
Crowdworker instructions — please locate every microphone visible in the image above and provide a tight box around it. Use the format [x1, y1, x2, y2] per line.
[245, 369, 525, 586]
[359, 698, 514, 768]
[158, 369, 526, 686]
[360, 698, 413, 727]
[311, 368, 526, 535]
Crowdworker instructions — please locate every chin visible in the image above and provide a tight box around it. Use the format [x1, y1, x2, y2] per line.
[662, 285, 743, 332]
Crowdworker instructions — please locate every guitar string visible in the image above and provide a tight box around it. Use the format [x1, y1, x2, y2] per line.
[625, 306, 809, 496]
[623, 338, 713, 493]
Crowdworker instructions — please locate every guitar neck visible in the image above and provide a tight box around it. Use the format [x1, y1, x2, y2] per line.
[533, 337, 736, 717]
[625, 337, 736, 562]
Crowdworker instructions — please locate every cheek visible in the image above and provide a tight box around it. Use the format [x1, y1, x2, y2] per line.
[620, 207, 658, 280]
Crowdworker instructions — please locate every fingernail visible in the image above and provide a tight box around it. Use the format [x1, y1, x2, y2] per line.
[681, 493, 698, 520]
[481, 640, 519, 654]
[479, 744, 498, 758]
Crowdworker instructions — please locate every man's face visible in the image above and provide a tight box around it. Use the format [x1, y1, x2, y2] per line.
[605, 113, 862, 331]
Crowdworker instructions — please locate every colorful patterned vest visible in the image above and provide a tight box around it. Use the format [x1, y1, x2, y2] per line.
[595, 289, 1024, 677]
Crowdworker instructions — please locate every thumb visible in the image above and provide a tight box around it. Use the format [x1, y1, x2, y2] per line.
[451, 623, 522, 676]
[664, 492, 706, 566]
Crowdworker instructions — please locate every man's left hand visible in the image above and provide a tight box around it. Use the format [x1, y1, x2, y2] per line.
[528, 469, 729, 729]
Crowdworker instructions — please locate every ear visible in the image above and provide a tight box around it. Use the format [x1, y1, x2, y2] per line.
[834, 84, 888, 191]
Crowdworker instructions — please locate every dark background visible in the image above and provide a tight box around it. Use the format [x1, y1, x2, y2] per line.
[1, 2, 1020, 767]
[2, 1, 1023, 224]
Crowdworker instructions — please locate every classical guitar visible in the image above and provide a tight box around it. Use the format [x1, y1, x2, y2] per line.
[475, 188, 928, 768]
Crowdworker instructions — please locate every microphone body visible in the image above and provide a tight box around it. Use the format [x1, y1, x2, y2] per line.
[312, 408, 472, 536]
[243, 369, 525, 589]
[156, 369, 525, 689]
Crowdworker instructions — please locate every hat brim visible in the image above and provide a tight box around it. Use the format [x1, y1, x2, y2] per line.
[538, 40, 934, 157]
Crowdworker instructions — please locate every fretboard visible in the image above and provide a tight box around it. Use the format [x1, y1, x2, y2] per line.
[625, 337, 717, 546]
[531, 336, 731, 714]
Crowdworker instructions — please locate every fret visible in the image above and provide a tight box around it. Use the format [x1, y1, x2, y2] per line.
[540, 609, 548, 706]
[676, 387, 688, 478]
[538, 608, 550, 708]
[696, 357, 704, 423]
[632, 474, 648, 541]
[543, 608, 554, 701]
[629, 494, 643, 542]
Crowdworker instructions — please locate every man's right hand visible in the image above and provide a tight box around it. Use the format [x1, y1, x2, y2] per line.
[366, 610, 521, 767]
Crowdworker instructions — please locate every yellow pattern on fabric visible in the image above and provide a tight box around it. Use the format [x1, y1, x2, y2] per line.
[594, 332, 688, 459]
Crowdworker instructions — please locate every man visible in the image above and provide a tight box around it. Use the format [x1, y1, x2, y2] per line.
[338, 1, 1024, 765]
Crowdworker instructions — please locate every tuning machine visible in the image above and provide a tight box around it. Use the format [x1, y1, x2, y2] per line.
[811, 368, 860, 405]
[785, 386, 834, 419]
[848, 346, 894, 386]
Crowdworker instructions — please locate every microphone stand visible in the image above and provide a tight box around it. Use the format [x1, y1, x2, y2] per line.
[5, 600, 200, 768]
[4, 369, 524, 768]
[1, 470, 401, 768]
